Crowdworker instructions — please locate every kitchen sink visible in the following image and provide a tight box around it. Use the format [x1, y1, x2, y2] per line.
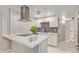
[17, 33, 38, 41]
[17, 34, 31, 37]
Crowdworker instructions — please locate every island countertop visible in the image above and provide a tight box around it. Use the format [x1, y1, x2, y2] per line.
[2, 33, 49, 49]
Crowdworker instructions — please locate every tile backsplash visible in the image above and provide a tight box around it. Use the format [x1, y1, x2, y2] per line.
[37, 27, 58, 33]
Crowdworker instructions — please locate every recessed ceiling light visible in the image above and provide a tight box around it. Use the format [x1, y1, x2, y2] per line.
[78, 15, 79, 18]
[61, 20, 66, 24]
[62, 16, 69, 20]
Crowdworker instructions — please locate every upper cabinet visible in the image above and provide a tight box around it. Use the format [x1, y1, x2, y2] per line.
[46, 17, 58, 27]
[35, 16, 58, 27]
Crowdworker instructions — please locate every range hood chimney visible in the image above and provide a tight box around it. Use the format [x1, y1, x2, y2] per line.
[19, 5, 31, 22]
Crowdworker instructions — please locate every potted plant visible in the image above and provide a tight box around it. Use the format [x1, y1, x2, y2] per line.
[30, 26, 38, 34]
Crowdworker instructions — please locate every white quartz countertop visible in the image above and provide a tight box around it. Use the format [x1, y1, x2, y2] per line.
[2, 33, 49, 49]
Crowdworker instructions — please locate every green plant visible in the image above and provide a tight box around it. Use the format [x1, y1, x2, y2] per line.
[30, 26, 38, 34]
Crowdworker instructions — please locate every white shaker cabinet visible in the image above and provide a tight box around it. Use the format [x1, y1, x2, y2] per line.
[46, 17, 58, 27]
[48, 33, 58, 46]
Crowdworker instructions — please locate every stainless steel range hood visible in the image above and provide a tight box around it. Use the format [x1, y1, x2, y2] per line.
[19, 5, 31, 22]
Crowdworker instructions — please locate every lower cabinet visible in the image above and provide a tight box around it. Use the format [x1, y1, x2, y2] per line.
[11, 39, 48, 53]
[48, 33, 58, 46]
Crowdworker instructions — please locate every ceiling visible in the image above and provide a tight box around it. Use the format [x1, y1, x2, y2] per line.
[0, 5, 78, 19]
[28, 5, 78, 19]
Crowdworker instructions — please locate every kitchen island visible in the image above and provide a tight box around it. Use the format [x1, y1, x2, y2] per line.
[2, 33, 49, 53]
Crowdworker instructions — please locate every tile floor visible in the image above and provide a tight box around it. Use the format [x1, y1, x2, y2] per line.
[48, 46, 67, 53]
[48, 39, 78, 53]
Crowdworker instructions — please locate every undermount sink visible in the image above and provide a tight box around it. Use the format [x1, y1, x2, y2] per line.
[17, 34, 31, 37]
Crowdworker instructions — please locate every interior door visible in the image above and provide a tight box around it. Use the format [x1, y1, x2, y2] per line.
[69, 20, 75, 40]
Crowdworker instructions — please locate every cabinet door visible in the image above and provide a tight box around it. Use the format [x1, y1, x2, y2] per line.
[46, 17, 58, 27]
[2, 8, 10, 34]
[39, 39, 48, 53]
[48, 34, 58, 46]
[0, 8, 11, 50]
